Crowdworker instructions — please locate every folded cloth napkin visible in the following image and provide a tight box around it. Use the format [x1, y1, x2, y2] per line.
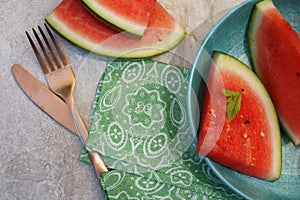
[86, 59, 194, 170]
[81, 59, 242, 199]
[82, 146, 242, 199]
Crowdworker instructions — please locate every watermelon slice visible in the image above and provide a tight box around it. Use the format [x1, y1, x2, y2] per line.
[248, 0, 300, 145]
[45, 0, 185, 58]
[197, 52, 281, 181]
[82, 0, 157, 36]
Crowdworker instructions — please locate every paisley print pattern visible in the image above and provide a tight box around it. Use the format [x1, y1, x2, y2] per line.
[86, 59, 193, 170]
[82, 59, 242, 199]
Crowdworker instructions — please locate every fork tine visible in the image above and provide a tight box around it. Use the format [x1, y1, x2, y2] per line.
[26, 31, 49, 74]
[32, 27, 57, 72]
[44, 23, 70, 67]
[38, 25, 63, 70]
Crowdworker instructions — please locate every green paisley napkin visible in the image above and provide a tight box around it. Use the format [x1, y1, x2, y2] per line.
[86, 59, 194, 170]
[82, 142, 242, 199]
[99, 147, 242, 199]
[81, 59, 242, 199]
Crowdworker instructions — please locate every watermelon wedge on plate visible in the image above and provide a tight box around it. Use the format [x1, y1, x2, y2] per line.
[248, 0, 300, 145]
[188, 0, 299, 198]
[45, 0, 185, 58]
[197, 51, 282, 181]
[81, 0, 157, 37]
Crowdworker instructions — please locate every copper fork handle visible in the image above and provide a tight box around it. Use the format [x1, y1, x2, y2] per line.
[66, 94, 109, 178]
[89, 151, 109, 178]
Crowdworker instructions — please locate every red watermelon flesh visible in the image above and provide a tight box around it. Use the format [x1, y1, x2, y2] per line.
[82, 0, 157, 36]
[248, 0, 300, 145]
[197, 52, 281, 181]
[45, 0, 185, 58]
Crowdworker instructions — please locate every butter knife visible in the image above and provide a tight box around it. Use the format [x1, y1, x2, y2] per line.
[11, 64, 108, 177]
[11, 64, 79, 135]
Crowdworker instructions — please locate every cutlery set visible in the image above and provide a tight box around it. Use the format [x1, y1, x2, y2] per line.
[13, 24, 108, 180]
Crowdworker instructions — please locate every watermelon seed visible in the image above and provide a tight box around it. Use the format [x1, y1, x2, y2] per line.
[243, 133, 248, 138]
[243, 120, 250, 125]
[296, 72, 300, 77]
[156, 35, 162, 42]
[209, 109, 217, 118]
[260, 132, 265, 137]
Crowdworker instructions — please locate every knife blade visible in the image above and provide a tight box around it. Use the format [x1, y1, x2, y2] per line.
[11, 64, 79, 135]
[12, 64, 109, 176]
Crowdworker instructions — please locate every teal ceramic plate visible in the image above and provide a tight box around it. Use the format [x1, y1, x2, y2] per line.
[187, 0, 300, 199]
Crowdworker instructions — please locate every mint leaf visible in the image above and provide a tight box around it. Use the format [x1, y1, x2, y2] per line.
[221, 89, 243, 121]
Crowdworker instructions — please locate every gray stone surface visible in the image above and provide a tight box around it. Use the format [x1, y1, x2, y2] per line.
[0, 0, 243, 199]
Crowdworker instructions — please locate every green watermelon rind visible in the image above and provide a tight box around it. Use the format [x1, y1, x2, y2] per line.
[210, 51, 282, 181]
[248, 0, 273, 77]
[45, 14, 185, 58]
[248, 0, 300, 145]
[82, 0, 149, 37]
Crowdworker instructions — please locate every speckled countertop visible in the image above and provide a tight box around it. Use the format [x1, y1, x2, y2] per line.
[0, 0, 244, 199]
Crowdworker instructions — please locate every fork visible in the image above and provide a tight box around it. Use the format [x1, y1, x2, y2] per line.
[26, 23, 108, 178]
